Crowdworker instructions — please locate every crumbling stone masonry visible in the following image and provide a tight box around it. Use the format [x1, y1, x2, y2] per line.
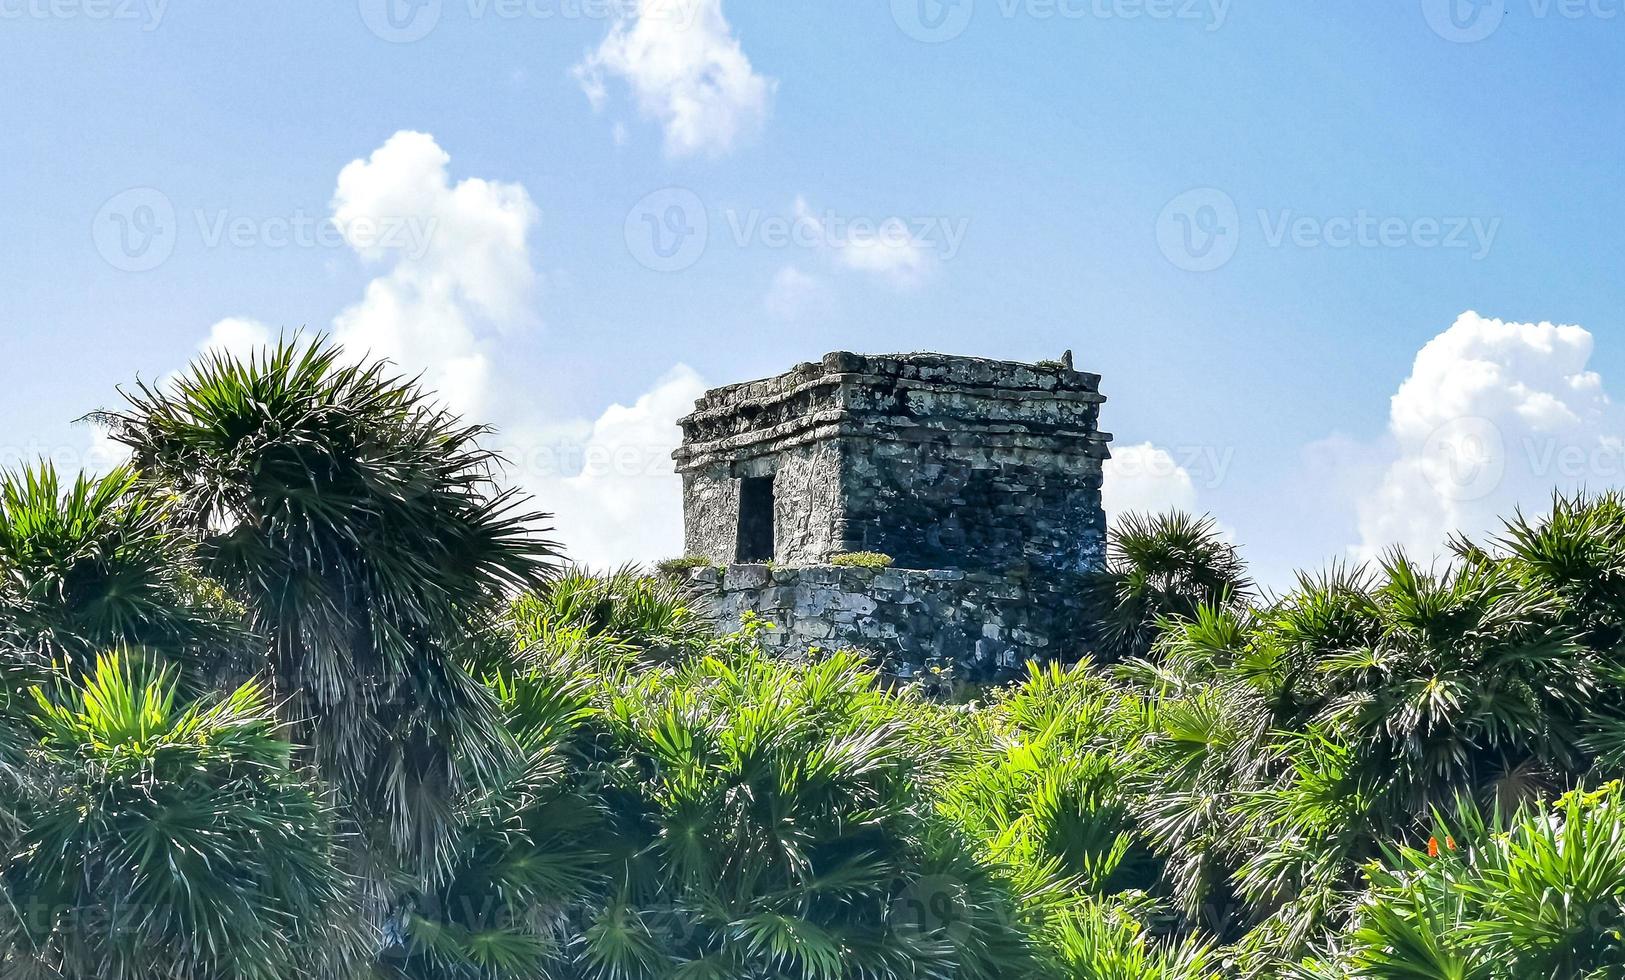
[671, 351, 1112, 677]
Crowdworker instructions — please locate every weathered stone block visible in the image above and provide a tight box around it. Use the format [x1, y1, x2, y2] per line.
[728, 564, 772, 590]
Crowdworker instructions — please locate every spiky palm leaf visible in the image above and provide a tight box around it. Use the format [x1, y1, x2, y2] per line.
[1087, 512, 1252, 662]
[384, 654, 613, 979]
[1331, 786, 1625, 979]
[0, 464, 245, 680]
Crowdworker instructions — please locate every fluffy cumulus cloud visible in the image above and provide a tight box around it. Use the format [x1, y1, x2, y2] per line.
[195, 317, 273, 360]
[1350, 311, 1623, 561]
[328, 130, 540, 422]
[575, 0, 776, 158]
[1102, 442, 1200, 521]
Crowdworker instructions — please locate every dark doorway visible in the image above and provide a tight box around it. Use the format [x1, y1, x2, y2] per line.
[736, 475, 775, 563]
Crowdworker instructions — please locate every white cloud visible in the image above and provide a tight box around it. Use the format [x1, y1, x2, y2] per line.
[833, 220, 932, 288]
[197, 317, 273, 359]
[764, 265, 828, 321]
[792, 197, 934, 291]
[328, 130, 540, 422]
[574, 0, 775, 158]
[324, 131, 708, 568]
[1103, 442, 1199, 520]
[497, 365, 707, 570]
[1350, 311, 1623, 562]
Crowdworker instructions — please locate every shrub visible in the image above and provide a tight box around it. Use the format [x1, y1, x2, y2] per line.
[830, 550, 895, 569]
[0, 464, 247, 680]
[508, 565, 712, 668]
[1329, 786, 1625, 978]
[655, 555, 714, 575]
[2, 654, 359, 980]
[584, 647, 1041, 979]
[1085, 511, 1251, 662]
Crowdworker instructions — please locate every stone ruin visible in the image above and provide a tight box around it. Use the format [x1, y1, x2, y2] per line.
[670, 351, 1112, 682]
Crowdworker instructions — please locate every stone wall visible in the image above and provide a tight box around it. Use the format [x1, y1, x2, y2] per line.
[840, 429, 1107, 574]
[682, 563, 1090, 684]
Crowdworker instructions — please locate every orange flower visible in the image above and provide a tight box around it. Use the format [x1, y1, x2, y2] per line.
[1428, 837, 1440, 858]
[1445, 836, 1457, 852]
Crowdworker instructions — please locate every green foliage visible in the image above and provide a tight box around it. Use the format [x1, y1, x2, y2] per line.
[1329, 785, 1625, 978]
[508, 564, 712, 668]
[100, 337, 559, 877]
[587, 646, 1040, 979]
[1, 653, 358, 980]
[1045, 898, 1220, 980]
[1087, 512, 1252, 662]
[0, 464, 245, 679]
[384, 654, 612, 979]
[829, 551, 895, 569]
[656, 555, 715, 575]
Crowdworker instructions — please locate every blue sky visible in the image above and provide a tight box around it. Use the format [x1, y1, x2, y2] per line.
[3, 0, 1623, 585]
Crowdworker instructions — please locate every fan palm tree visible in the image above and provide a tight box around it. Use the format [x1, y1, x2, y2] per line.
[97, 337, 559, 882]
[0, 653, 359, 980]
[1486, 491, 1625, 655]
[0, 463, 245, 680]
[1313, 552, 1590, 812]
[1087, 512, 1252, 662]
[382, 653, 613, 979]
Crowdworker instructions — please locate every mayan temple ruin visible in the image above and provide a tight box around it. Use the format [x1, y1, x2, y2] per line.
[670, 351, 1113, 681]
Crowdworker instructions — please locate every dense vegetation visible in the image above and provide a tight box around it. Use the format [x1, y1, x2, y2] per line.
[4, 338, 1625, 978]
